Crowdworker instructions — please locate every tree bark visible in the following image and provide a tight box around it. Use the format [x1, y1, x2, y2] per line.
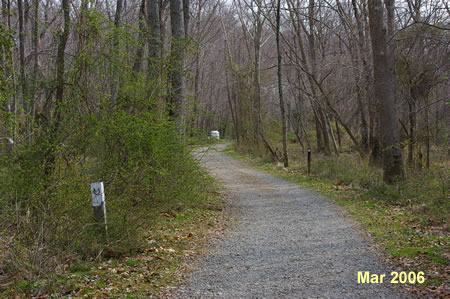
[183, 0, 189, 37]
[169, 0, 185, 128]
[407, 99, 416, 167]
[276, 0, 288, 167]
[368, 0, 404, 183]
[1, 0, 6, 26]
[335, 117, 341, 147]
[222, 21, 239, 145]
[132, 0, 146, 73]
[147, 0, 161, 76]
[54, 0, 70, 125]
[307, 0, 330, 154]
[425, 101, 430, 168]
[110, 0, 123, 103]
[17, 0, 26, 109]
[253, 8, 263, 147]
[32, 0, 39, 105]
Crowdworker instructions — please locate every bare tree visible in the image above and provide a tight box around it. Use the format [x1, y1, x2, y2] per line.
[368, 0, 404, 183]
[147, 0, 162, 76]
[169, 0, 186, 127]
[183, 0, 190, 36]
[17, 0, 26, 108]
[54, 0, 70, 125]
[133, 0, 147, 73]
[276, 0, 288, 166]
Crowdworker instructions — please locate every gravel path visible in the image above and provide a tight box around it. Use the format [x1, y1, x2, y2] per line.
[173, 144, 404, 298]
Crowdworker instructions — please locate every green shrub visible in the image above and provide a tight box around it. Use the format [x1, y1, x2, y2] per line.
[0, 110, 215, 283]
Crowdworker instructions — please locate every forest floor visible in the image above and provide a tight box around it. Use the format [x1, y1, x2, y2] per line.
[168, 143, 408, 298]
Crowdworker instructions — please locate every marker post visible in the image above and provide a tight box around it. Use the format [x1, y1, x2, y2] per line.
[91, 182, 108, 239]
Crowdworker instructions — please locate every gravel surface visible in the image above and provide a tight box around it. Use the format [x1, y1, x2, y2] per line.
[173, 144, 404, 298]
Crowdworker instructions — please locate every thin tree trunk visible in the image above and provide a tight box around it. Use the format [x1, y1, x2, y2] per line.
[54, 0, 70, 124]
[147, 0, 161, 77]
[132, 0, 146, 73]
[351, 0, 370, 150]
[425, 99, 430, 169]
[191, 1, 202, 133]
[32, 0, 39, 106]
[276, 0, 288, 167]
[326, 113, 339, 154]
[169, 0, 186, 128]
[307, 0, 330, 154]
[335, 117, 341, 147]
[407, 99, 416, 167]
[315, 113, 323, 151]
[1, 0, 6, 25]
[287, 102, 291, 133]
[17, 0, 26, 109]
[110, 0, 123, 103]
[183, 0, 189, 37]
[253, 14, 263, 146]
[43, 0, 70, 177]
[368, 0, 404, 183]
[348, 42, 368, 150]
[222, 22, 239, 145]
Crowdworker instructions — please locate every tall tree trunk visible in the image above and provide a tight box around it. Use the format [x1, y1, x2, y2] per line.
[384, 0, 397, 91]
[17, 0, 26, 110]
[287, 102, 291, 133]
[352, 0, 371, 149]
[425, 101, 430, 169]
[222, 22, 239, 145]
[54, 0, 70, 125]
[147, 0, 161, 77]
[42, 0, 70, 177]
[276, 0, 288, 167]
[182, 0, 189, 37]
[110, 0, 123, 103]
[348, 38, 368, 151]
[169, 0, 185, 128]
[132, 0, 146, 73]
[314, 113, 323, 151]
[356, 0, 382, 163]
[253, 13, 263, 147]
[368, 0, 404, 183]
[1, 0, 14, 148]
[335, 117, 341, 147]
[307, 0, 330, 154]
[326, 113, 339, 154]
[32, 0, 39, 112]
[407, 98, 416, 167]
[1, 0, 6, 26]
[190, 0, 202, 134]
[6, 0, 10, 29]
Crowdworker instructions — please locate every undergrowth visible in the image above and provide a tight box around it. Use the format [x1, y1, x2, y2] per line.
[0, 107, 224, 296]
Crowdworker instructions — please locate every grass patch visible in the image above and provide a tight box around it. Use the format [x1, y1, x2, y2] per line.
[224, 143, 449, 296]
[70, 263, 93, 274]
[124, 260, 140, 267]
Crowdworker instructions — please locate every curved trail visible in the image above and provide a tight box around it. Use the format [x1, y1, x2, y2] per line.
[173, 144, 403, 298]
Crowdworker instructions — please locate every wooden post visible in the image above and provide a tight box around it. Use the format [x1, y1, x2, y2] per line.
[307, 148, 311, 175]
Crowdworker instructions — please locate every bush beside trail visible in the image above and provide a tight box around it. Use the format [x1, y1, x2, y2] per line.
[0, 110, 220, 295]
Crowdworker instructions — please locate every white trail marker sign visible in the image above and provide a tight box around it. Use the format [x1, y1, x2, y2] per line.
[91, 182, 108, 236]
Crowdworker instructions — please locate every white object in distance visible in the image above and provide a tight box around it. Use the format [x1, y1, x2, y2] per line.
[210, 130, 220, 140]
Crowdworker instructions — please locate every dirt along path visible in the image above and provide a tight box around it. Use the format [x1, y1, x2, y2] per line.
[172, 144, 404, 298]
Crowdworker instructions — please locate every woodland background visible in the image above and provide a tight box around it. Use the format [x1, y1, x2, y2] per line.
[0, 0, 448, 296]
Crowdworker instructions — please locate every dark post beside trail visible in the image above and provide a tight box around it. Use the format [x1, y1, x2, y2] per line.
[307, 148, 311, 175]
